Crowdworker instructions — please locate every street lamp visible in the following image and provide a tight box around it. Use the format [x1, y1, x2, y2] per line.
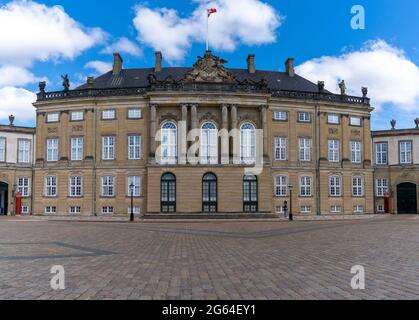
[289, 184, 293, 221]
[129, 182, 135, 222]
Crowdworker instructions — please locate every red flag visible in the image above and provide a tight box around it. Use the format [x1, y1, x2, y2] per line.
[207, 8, 217, 17]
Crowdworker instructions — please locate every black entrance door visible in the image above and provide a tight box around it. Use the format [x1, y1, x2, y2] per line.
[203, 173, 217, 213]
[0, 182, 8, 216]
[161, 173, 176, 213]
[397, 183, 417, 214]
[243, 175, 258, 212]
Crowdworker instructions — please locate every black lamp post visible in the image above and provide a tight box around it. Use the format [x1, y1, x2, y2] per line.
[289, 184, 293, 221]
[129, 182, 135, 222]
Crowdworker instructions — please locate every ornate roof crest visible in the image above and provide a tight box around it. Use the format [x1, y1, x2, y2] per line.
[183, 51, 236, 83]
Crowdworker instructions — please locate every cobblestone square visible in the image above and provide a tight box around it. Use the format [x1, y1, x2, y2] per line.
[0, 216, 418, 300]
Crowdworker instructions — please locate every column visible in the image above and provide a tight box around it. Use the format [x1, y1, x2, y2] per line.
[60, 111, 69, 160]
[260, 105, 268, 158]
[179, 104, 188, 164]
[149, 104, 157, 158]
[231, 105, 239, 164]
[190, 104, 198, 162]
[221, 104, 229, 164]
[363, 116, 372, 167]
[342, 114, 350, 166]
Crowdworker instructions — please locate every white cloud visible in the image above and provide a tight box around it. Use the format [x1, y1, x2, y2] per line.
[84, 61, 112, 74]
[0, 0, 106, 66]
[296, 40, 419, 111]
[0, 66, 37, 87]
[0, 87, 36, 123]
[102, 37, 143, 57]
[133, 0, 282, 62]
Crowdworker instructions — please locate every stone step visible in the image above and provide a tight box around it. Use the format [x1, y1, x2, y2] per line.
[143, 213, 279, 220]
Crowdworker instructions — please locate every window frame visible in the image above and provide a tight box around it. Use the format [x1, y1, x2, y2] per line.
[46, 112, 59, 123]
[128, 135, 142, 160]
[275, 175, 288, 197]
[70, 136, 84, 161]
[102, 136, 116, 161]
[299, 137, 312, 162]
[327, 114, 340, 125]
[274, 137, 288, 161]
[352, 176, 364, 197]
[160, 121, 178, 164]
[200, 122, 218, 165]
[399, 140, 413, 164]
[44, 175, 58, 197]
[376, 178, 389, 197]
[350, 141, 362, 163]
[127, 108, 142, 119]
[329, 176, 342, 197]
[328, 139, 340, 163]
[0, 137, 6, 162]
[375, 142, 388, 165]
[70, 111, 84, 122]
[101, 176, 115, 197]
[101, 109, 116, 120]
[17, 177, 30, 197]
[69, 176, 83, 198]
[46, 138, 59, 162]
[127, 176, 141, 197]
[240, 122, 256, 164]
[350, 116, 362, 127]
[298, 112, 311, 123]
[273, 111, 288, 121]
[300, 176, 312, 197]
[17, 139, 31, 163]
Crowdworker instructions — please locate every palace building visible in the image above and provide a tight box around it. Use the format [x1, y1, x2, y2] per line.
[372, 119, 419, 214]
[28, 51, 375, 217]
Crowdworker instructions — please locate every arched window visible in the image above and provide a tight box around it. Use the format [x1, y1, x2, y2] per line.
[243, 175, 258, 212]
[202, 173, 217, 213]
[201, 122, 218, 164]
[240, 122, 256, 164]
[161, 173, 176, 213]
[160, 121, 177, 164]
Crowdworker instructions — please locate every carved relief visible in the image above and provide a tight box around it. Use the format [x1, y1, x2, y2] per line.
[72, 125, 84, 132]
[328, 128, 339, 135]
[199, 112, 219, 125]
[47, 127, 58, 134]
[351, 129, 361, 136]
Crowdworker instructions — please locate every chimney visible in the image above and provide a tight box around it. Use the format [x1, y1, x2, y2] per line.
[112, 53, 123, 75]
[285, 58, 295, 77]
[87, 76, 95, 88]
[247, 54, 256, 74]
[155, 51, 162, 73]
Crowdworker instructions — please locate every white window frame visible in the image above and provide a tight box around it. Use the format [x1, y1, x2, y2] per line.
[102, 206, 114, 214]
[45, 206, 57, 214]
[275, 175, 288, 197]
[101, 176, 115, 197]
[46, 138, 59, 162]
[329, 176, 342, 197]
[102, 136, 115, 160]
[350, 116, 362, 126]
[45, 176, 57, 197]
[18, 139, 30, 163]
[300, 176, 312, 197]
[69, 176, 83, 197]
[160, 121, 177, 164]
[200, 122, 218, 164]
[376, 178, 389, 197]
[127, 207, 141, 214]
[274, 137, 287, 161]
[298, 112, 311, 122]
[375, 142, 388, 165]
[127, 176, 141, 197]
[300, 206, 312, 214]
[240, 122, 256, 164]
[128, 108, 142, 119]
[70, 206, 81, 214]
[353, 205, 364, 214]
[327, 114, 340, 124]
[70, 137, 84, 161]
[299, 138, 312, 161]
[0, 137, 5, 162]
[46, 112, 59, 123]
[273, 111, 287, 121]
[17, 177, 30, 197]
[331, 205, 342, 213]
[128, 135, 142, 160]
[376, 204, 385, 213]
[70, 111, 84, 121]
[400, 141, 412, 164]
[328, 140, 340, 163]
[350, 141, 362, 163]
[352, 176, 364, 197]
[21, 206, 29, 214]
[102, 109, 116, 120]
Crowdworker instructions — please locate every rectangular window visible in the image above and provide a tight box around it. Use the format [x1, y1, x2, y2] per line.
[17, 177, 30, 197]
[331, 205, 342, 213]
[70, 206, 81, 214]
[102, 136, 115, 160]
[45, 206, 57, 214]
[300, 206, 312, 214]
[350, 141, 362, 163]
[353, 205, 364, 214]
[328, 140, 340, 162]
[18, 140, 30, 163]
[273, 111, 287, 121]
[400, 141, 412, 164]
[352, 177, 364, 197]
[102, 176, 115, 197]
[0, 137, 6, 162]
[70, 137, 83, 161]
[376, 178, 389, 197]
[327, 114, 340, 124]
[128, 108, 142, 119]
[300, 176, 312, 197]
[275, 206, 284, 214]
[375, 143, 388, 165]
[128, 135, 141, 160]
[275, 175, 288, 197]
[102, 109, 116, 120]
[69, 176, 82, 197]
[46, 138, 59, 162]
[298, 112, 311, 122]
[47, 113, 59, 123]
[376, 204, 385, 213]
[21, 206, 29, 214]
[350, 116, 362, 126]
[127, 207, 141, 214]
[70, 111, 84, 121]
[274, 137, 287, 161]
[45, 176, 57, 197]
[102, 206, 114, 214]
[127, 176, 141, 197]
[299, 138, 312, 161]
[329, 176, 342, 197]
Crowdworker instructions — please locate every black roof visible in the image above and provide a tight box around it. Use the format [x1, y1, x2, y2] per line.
[76, 67, 324, 93]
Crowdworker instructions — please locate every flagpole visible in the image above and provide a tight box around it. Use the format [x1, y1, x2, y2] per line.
[206, 11, 209, 51]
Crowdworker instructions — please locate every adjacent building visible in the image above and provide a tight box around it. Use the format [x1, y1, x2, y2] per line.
[372, 120, 419, 214]
[0, 116, 35, 215]
[30, 51, 375, 216]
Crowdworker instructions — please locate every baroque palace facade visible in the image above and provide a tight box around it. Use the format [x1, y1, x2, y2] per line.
[2, 51, 381, 216]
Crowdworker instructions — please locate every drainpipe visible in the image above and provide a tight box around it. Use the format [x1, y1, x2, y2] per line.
[92, 103, 97, 216]
[315, 103, 321, 215]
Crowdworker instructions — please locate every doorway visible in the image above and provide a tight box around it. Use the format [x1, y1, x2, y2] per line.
[397, 183, 417, 214]
[0, 182, 8, 215]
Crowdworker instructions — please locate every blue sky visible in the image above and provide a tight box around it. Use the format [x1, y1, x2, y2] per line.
[0, 0, 418, 129]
